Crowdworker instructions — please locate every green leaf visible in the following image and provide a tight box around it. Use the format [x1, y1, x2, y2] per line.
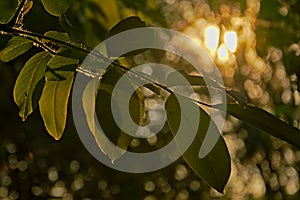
[82, 67, 144, 162]
[226, 104, 300, 148]
[165, 94, 230, 193]
[82, 79, 131, 162]
[43, 31, 70, 43]
[0, 36, 33, 62]
[48, 55, 79, 69]
[41, 0, 70, 17]
[39, 76, 74, 140]
[13, 52, 51, 121]
[46, 55, 78, 81]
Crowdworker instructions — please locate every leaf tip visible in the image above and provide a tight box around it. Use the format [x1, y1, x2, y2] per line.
[217, 189, 225, 194]
[19, 114, 27, 122]
[52, 134, 62, 141]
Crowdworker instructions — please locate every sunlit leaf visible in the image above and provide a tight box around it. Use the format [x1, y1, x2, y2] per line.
[46, 55, 78, 81]
[82, 67, 144, 162]
[39, 76, 74, 140]
[41, 0, 70, 17]
[43, 31, 70, 43]
[0, 36, 33, 62]
[82, 78, 118, 156]
[166, 94, 230, 193]
[48, 55, 78, 68]
[226, 104, 300, 148]
[82, 78, 131, 162]
[13, 52, 51, 121]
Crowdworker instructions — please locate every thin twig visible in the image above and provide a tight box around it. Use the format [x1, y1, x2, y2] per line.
[24, 36, 58, 55]
[0, 23, 219, 109]
[7, 0, 27, 27]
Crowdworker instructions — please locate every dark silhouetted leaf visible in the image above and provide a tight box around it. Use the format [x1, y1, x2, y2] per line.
[166, 94, 230, 193]
[106, 16, 147, 57]
[59, 14, 83, 43]
[226, 89, 248, 105]
[106, 16, 146, 38]
[226, 104, 300, 148]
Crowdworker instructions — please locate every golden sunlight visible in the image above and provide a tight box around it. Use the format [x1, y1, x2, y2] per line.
[224, 31, 237, 53]
[218, 44, 229, 60]
[204, 26, 220, 53]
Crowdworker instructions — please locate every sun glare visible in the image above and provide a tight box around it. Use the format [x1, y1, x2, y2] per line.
[204, 26, 220, 53]
[224, 31, 237, 53]
[218, 44, 229, 60]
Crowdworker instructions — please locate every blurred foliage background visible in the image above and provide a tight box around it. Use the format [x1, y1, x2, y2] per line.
[1, 0, 300, 199]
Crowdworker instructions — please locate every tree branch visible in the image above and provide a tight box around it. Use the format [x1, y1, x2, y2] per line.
[0, 22, 219, 109]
